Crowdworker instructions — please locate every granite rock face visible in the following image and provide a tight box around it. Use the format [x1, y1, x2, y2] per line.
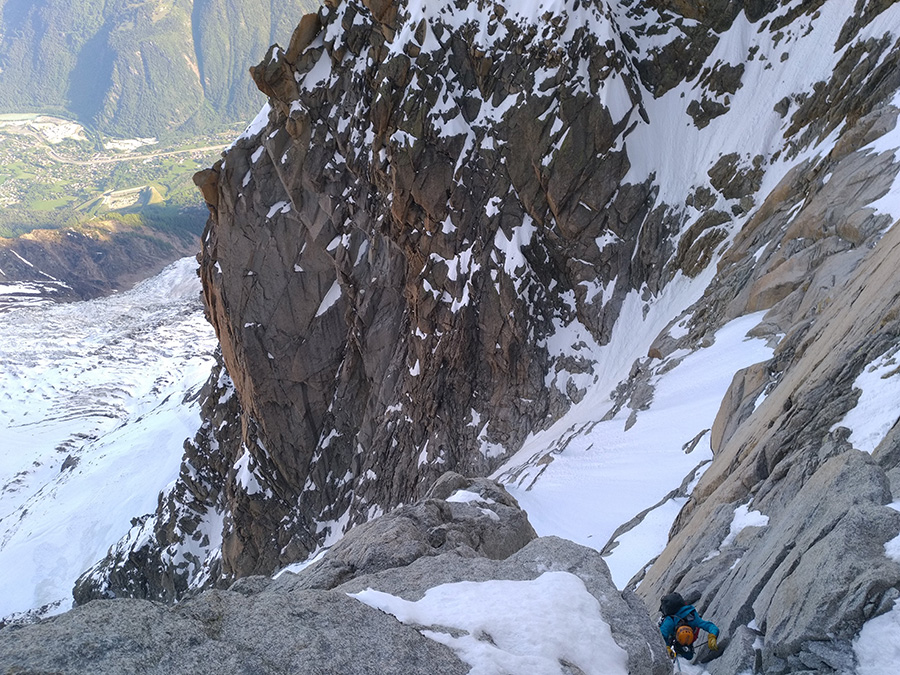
[193, 0, 663, 588]
[4, 581, 470, 675]
[293, 472, 538, 590]
[635, 203, 900, 671]
[331, 535, 673, 675]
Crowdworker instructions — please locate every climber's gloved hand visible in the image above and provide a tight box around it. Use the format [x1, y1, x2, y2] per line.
[708, 634, 718, 651]
[667, 646, 676, 659]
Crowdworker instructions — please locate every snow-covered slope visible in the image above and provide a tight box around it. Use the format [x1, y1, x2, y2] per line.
[497, 310, 773, 586]
[0, 258, 216, 622]
[497, 0, 900, 586]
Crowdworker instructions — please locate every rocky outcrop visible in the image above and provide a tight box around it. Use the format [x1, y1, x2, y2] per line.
[9, 478, 670, 675]
[332, 536, 672, 675]
[0, 220, 201, 303]
[73, 468, 534, 602]
[7, 575, 471, 675]
[293, 472, 538, 590]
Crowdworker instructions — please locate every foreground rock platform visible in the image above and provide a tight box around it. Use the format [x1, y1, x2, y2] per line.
[4, 476, 670, 674]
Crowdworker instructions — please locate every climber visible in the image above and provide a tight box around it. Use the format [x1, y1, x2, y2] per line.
[658, 592, 720, 662]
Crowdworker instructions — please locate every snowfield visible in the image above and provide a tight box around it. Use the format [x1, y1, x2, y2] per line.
[497, 305, 773, 589]
[0, 258, 217, 621]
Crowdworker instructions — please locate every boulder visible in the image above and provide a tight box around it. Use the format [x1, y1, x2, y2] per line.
[330, 536, 673, 675]
[294, 473, 538, 590]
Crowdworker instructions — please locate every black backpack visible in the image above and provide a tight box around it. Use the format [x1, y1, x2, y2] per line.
[659, 592, 684, 616]
[658, 593, 699, 656]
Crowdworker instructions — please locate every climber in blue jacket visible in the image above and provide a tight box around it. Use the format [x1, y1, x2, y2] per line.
[658, 592, 720, 661]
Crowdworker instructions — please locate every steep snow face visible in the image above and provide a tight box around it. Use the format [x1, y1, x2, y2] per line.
[617, 1, 899, 203]
[0, 258, 216, 622]
[498, 311, 774, 588]
[495, 0, 900, 571]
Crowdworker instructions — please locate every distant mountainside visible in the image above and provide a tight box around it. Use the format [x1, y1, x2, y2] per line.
[0, 218, 201, 303]
[0, 0, 319, 138]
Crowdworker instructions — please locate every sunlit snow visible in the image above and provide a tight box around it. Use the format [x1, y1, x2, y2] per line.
[719, 504, 770, 549]
[856, 598, 900, 675]
[498, 311, 773, 589]
[315, 280, 343, 317]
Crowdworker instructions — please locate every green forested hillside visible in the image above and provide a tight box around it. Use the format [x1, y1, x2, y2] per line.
[0, 0, 319, 139]
[0, 0, 317, 268]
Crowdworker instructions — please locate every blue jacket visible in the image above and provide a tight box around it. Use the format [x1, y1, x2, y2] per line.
[660, 605, 720, 644]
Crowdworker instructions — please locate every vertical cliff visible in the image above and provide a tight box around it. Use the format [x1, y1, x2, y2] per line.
[189, 0, 679, 584]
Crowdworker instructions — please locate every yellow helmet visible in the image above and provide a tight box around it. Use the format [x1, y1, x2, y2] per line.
[676, 625, 695, 646]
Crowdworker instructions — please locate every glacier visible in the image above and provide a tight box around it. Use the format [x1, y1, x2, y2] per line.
[0, 257, 217, 621]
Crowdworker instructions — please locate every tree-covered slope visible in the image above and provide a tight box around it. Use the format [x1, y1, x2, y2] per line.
[0, 0, 319, 138]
